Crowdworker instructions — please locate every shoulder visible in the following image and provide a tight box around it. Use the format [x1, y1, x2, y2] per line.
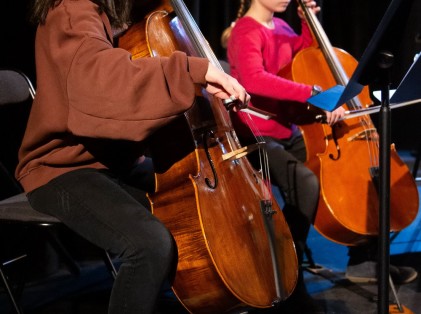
[45, 0, 108, 39]
[231, 16, 265, 42]
[47, 0, 99, 18]
[273, 17, 297, 35]
[233, 17, 262, 33]
[37, 0, 113, 73]
[273, 17, 289, 26]
[273, 17, 294, 30]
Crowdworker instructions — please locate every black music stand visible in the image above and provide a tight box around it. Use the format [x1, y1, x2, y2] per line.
[389, 53, 421, 103]
[308, 0, 416, 313]
[307, 0, 415, 112]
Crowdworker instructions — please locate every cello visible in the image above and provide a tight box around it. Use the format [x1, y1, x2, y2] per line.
[278, 0, 419, 246]
[118, 0, 298, 313]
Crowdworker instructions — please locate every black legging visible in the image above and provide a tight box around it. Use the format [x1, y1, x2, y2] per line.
[254, 133, 320, 264]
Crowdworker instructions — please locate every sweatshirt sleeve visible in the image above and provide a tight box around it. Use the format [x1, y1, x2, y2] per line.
[56, 1, 209, 141]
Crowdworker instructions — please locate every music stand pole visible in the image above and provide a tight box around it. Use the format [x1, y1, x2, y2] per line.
[377, 50, 394, 314]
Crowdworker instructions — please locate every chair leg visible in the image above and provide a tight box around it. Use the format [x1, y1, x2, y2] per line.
[102, 250, 117, 280]
[44, 228, 81, 276]
[412, 142, 421, 179]
[303, 243, 317, 269]
[303, 243, 325, 274]
[0, 264, 23, 314]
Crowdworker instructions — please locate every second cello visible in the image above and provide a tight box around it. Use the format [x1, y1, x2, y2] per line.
[279, 0, 419, 246]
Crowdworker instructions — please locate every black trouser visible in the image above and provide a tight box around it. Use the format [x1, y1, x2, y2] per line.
[27, 158, 175, 314]
[252, 133, 319, 265]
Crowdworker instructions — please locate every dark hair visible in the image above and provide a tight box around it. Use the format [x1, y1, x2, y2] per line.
[30, 0, 133, 28]
[221, 0, 251, 49]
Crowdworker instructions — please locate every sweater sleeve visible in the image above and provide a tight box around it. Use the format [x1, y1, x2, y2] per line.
[228, 19, 312, 103]
[57, 1, 208, 141]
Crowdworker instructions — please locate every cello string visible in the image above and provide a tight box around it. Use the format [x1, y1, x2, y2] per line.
[300, 0, 380, 170]
[172, 0, 274, 202]
[349, 98, 379, 169]
[239, 110, 273, 201]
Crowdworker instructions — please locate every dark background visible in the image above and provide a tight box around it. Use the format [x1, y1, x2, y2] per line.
[0, 0, 420, 185]
[0, 1, 420, 310]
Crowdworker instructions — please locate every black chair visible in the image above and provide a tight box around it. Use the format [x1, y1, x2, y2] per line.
[412, 141, 421, 181]
[0, 69, 117, 313]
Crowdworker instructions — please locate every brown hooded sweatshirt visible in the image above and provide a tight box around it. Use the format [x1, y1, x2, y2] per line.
[15, 0, 209, 192]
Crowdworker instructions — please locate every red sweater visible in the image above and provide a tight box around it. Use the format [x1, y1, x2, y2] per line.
[16, 0, 209, 192]
[227, 16, 314, 139]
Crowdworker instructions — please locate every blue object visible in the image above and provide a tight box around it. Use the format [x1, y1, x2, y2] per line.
[307, 85, 346, 111]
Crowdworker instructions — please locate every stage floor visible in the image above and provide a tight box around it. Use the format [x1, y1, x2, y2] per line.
[1, 151, 420, 314]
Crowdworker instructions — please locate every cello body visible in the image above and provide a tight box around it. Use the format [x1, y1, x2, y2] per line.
[279, 1, 419, 246]
[118, 1, 298, 312]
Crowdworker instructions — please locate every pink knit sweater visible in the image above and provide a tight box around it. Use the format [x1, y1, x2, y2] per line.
[227, 16, 314, 139]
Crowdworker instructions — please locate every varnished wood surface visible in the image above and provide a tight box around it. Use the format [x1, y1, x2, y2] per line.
[118, 3, 299, 312]
[282, 2, 419, 245]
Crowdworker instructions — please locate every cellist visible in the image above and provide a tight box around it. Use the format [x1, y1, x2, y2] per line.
[221, 0, 417, 312]
[15, 0, 249, 313]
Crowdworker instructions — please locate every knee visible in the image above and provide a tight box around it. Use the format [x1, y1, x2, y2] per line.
[300, 168, 319, 198]
[152, 222, 175, 266]
[122, 220, 175, 269]
[292, 167, 319, 218]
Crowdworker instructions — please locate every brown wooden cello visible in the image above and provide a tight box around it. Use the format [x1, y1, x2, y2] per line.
[278, 0, 419, 246]
[118, 0, 298, 312]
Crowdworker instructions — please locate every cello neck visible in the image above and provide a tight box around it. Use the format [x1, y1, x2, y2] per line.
[170, 0, 221, 68]
[297, 0, 349, 87]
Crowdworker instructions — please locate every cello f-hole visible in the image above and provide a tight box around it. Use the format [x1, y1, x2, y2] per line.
[328, 126, 341, 160]
[289, 0, 419, 245]
[118, 1, 299, 311]
[203, 130, 218, 189]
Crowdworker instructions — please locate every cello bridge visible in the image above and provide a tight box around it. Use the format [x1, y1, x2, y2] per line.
[222, 142, 265, 161]
[347, 128, 378, 142]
